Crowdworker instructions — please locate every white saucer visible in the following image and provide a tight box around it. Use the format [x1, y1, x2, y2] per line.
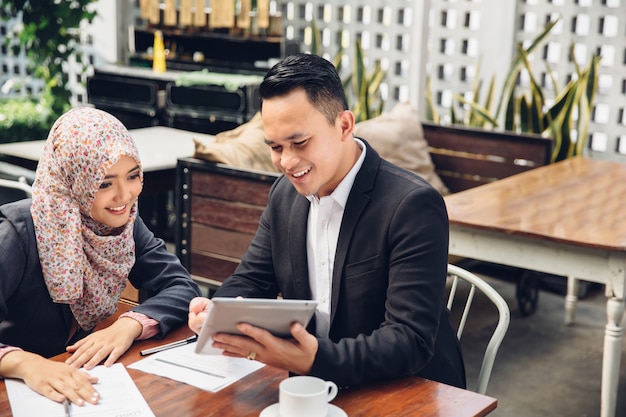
[259, 403, 348, 417]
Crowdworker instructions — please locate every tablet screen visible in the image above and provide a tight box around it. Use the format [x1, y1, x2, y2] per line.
[194, 297, 318, 355]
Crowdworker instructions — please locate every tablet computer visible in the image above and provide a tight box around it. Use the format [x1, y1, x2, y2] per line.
[195, 297, 318, 355]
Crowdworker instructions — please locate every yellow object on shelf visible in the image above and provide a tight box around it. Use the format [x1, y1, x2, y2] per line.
[152, 30, 167, 73]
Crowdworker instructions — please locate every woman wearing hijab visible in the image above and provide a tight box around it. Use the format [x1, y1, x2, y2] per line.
[0, 107, 200, 406]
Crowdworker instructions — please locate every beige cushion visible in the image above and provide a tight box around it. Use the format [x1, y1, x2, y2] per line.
[193, 112, 279, 173]
[353, 102, 449, 195]
[192, 103, 449, 195]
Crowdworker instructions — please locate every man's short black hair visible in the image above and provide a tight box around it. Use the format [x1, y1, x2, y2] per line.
[259, 53, 349, 125]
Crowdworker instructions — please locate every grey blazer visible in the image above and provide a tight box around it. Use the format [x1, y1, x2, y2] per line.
[0, 199, 200, 358]
[215, 141, 466, 388]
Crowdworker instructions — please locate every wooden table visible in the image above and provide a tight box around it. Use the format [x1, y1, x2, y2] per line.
[0, 304, 497, 417]
[444, 156, 626, 417]
[0, 126, 214, 238]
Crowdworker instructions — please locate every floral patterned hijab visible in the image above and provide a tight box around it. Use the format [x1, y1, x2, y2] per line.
[31, 107, 143, 330]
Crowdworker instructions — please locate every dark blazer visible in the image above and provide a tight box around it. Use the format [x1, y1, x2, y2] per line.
[0, 199, 201, 358]
[215, 141, 466, 389]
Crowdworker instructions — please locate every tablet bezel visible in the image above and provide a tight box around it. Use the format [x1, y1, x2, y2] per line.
[194, 297, 318, 355]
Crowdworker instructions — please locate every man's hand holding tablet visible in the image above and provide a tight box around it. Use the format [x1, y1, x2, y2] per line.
[192, 298, 317, 355]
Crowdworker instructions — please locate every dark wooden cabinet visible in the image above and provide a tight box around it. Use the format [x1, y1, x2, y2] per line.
[87, 69, 169, 129]
[87, 65, 262, 135]
[175, 157, 279, 290]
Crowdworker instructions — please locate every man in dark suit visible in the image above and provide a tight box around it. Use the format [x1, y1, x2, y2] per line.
[188, 53, 465, 389]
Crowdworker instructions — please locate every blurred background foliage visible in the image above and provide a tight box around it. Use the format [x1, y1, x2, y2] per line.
[0, 0, 97, 142]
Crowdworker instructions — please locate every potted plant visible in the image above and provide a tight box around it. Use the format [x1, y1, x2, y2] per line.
[425, 19, 600, 163]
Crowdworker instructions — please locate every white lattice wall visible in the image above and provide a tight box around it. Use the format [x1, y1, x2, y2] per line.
[0, 15, 45, 98]
[2, 0, 626, 161]
[281, 0, 428, 109]
[426, 0, 626, 162]
[271, 0, 626, 162]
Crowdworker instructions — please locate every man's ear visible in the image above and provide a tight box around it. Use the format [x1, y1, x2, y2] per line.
[338, 110, 355, 140]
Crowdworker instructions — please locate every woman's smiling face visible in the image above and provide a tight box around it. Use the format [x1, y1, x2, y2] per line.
[90, 155, 142, 228]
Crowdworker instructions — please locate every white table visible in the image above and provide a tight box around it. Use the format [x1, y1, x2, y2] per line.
[0, 126, 214, 172]
[0, 126, 214, 237]
[444, 156, 626, 417]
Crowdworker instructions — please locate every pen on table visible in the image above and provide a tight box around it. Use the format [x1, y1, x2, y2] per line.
[140, 335, 198, 356]
[63, 399, 72, 417]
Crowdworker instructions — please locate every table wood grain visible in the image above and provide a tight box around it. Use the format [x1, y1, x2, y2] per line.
[445, 156, 626, 250]
[0, 303, 497, 417]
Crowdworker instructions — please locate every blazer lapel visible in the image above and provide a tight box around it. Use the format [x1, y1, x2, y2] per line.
[329, 141, 379, 323]
[288, 196, 311, 298]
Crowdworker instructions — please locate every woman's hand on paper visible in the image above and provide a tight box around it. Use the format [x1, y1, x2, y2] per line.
[65, 317, 142, 369]
[213, 321, 318, 375]
[0, 350, 99, 405]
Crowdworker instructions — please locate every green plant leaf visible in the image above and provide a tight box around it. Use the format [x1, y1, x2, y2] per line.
[585, 55, 600, 105]
[575, 54, 601, 156]
[450, 105, 458, 125]
[547, 80, 580, 161]
[424, 77, 440, 124]
[480, 76, 496, 127]
[519, 95, 531, 132]
[453, 93, 499, 127]
[367, 62, 385, 97]
[494, 19, 560, 122]
[310, 19, 322, 56]
[517, 46, 542, 133]
[352, 40, 366, 101]
[466, 57, 484, 126]
[504, 85, 517, 132]
[467, 78, 484, 126]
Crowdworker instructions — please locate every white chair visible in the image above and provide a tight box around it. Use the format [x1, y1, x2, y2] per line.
[447, 263, 511, 395]
[0, 178, 33, 205]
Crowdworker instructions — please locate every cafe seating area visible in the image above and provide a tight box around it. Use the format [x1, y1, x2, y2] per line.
[2, 1, 626, 417]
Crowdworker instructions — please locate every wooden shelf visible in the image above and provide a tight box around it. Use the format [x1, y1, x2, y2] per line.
[132, 27, 299, 75]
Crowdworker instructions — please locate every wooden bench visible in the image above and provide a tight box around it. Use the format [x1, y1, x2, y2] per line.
[422, 122, 553, 193]
[175, 123, 553, 293]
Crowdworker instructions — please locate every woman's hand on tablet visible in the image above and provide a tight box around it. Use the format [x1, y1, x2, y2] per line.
[189, 296, 246, 334]
[188, 297, 211, 334]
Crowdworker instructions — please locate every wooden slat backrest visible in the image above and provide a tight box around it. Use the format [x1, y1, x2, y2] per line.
[422, 122, 553, 194]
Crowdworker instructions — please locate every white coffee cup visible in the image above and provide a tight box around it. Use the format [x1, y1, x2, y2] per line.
[278, 376, 338, 417]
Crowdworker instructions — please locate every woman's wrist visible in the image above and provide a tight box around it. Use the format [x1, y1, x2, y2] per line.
[115, 316, 144, 340]
[119, 311, 160, 340]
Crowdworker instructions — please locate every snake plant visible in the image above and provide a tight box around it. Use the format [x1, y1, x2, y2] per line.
[310, 19, 386, 123]
[425, 19, 600, 163]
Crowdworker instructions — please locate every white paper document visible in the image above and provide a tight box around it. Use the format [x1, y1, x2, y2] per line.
[5, 362, 155, 417]
[128, 342, 264, 392]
